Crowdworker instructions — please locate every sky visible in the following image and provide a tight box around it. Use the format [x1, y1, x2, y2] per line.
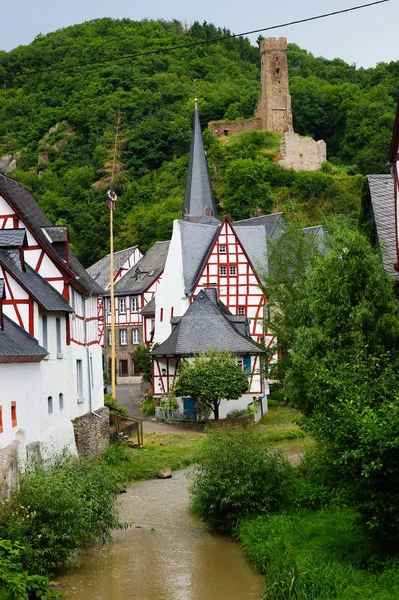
[0, 0, 398, 68]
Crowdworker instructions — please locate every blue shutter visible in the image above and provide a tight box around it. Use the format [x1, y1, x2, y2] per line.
[243, 355, 251, 376]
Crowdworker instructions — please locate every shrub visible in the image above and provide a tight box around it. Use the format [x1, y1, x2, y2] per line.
[189, 429, 294, 533]
[0, 540, 57, 600]
[0, 452, 122, 575]
[140, 391, 158, 416]
[104, 393, 128, 417]
[226, 409, 246, 419]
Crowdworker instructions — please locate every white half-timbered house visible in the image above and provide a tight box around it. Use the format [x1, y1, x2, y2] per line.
[151, 288, 265, 420]
[152, 103, 288, 413]
[89, 241, 169, 381]
[0, 174, 106, 479]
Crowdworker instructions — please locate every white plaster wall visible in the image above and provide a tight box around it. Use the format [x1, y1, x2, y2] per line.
[0, 363, 41, 449]
[154, 221, 189, 344]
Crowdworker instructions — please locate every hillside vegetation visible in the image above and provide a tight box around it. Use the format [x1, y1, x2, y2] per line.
[0, 19, 397, 264]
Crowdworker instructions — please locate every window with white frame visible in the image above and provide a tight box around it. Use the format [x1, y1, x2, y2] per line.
[219, 245, 226, 254]
[118, 297, 126, 314]
[230, 266, 237, 276]
[132, 329, 139, 345]
[120, 329, 127, 345]
[106, 298, 111, 313]
[220, 266, 227, 276]
[108, 329, 112, 346]
[130, 296, 139, 312]
[47, 396, 53, 414]
[238, 307, 245, 316]
[76, 360, 83, 399]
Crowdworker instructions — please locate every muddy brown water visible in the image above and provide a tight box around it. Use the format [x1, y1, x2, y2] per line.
[55, 469, 265, 600]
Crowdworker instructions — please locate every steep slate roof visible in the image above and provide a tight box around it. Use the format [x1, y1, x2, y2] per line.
[42, 226, 68, 243]
[141, 296, 155, 315]
[0, 279, 4, 299]
[303, 225, 327, 253]
[0, 174, 103, 295]
[180, 220, 220, 293]
[234, 225, 267, 273]
[152, 288, 263, 357]
[111, 241, 170, 296]
[233, 213, 287, 237]
[0, 251, 73, 312]
[183, 103, 219, 222]
[0, 315, 47, 363]
[87, 245, 140, 290]
[0, 229, 27, 247]
[367, 174, 398, 279]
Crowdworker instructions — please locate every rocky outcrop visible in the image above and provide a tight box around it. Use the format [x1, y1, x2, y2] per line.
[0, 152, 21, 174]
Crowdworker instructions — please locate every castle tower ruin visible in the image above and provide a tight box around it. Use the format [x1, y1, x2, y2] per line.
[254, 37, 293, 133]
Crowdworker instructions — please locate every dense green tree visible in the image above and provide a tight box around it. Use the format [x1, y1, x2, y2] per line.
[278, 219, 399, 541]
[173, 349, 249, 419]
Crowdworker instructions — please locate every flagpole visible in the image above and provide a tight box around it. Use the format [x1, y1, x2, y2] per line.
[109, 111, 121, 401]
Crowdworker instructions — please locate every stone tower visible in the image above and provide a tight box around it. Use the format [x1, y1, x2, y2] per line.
[254, 37, 293, 133]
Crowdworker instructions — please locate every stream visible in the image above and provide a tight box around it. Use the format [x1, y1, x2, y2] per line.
[55, 469, 265, 600]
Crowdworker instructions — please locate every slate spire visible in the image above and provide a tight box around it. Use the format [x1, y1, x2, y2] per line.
[183, 101, 219, 222]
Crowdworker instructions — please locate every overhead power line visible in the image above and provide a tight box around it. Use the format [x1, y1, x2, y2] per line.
[11, 0, 390, 78]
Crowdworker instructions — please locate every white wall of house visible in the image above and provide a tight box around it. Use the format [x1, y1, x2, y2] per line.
[154, 221, 189, 344]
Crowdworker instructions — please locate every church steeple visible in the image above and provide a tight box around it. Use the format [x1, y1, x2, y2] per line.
[183, 101, 219, 222]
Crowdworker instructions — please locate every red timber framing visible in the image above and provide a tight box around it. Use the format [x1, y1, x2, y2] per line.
[97, 297, 104, 346]
[390, 104, 399, 271]
[191, 218, 276, 357]
[0, 192, 75, 299]
[152, 357, 180, 396]
[1, 268, 35, 335]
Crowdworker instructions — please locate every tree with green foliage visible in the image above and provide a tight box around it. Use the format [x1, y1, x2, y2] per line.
[279, 218, 399, 541]
[173, 349, 249, 419]
[221, 157, 275, 220]
[131, 344, 152, 382]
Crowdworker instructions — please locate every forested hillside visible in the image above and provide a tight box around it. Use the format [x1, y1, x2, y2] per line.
[0, 18, 397, 265]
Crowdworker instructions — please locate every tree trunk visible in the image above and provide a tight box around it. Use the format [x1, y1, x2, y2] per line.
[213, 401, 220, 420]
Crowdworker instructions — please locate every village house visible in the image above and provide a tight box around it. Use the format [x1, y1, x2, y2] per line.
[0, 174, 107, 484]
[88, 241, 169, 382]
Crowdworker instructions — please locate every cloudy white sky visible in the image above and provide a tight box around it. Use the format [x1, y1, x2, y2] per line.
[1, 0, 397, 68]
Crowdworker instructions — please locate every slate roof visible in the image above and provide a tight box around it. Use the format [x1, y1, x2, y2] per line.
[0, 229, 27, 247]
[0, 251, 73, 312]
[234, 225, 267, 274]
[0, 279, 4, 300]
[42, 226, 68, 242]
[367, 174, 398, 278]
[87, 246, 140, 290]
[183, 103, 219, 222]
[303, 225, 327, 253]
[151, 288, 263, 357]
[0, 315, 47, 363]
[180, 220, 220, 292]
[141, 296, 155, 315]
[0, 174, 103, 295]
[233, 213, 287, 238]
[110, 241, 170, 296]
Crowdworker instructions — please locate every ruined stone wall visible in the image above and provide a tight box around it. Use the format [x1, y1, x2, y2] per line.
[208, 117, 263, 139]
[254, 37, 292, 133]
[72, 407, 110, 459]
[279, 132, 326, 171]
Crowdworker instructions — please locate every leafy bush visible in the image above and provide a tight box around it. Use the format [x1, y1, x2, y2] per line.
[226, 409, 246, 419]
[0, 540, 57, 600]
[131, 345, 152, 382]
[0, 452, 122, 575]
[189, 429, 294, 533]
[140, 391, 158, 416]
[104, 393, 128, 417]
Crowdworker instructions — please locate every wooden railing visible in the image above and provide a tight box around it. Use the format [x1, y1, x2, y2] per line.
[109, 412, 144, 448]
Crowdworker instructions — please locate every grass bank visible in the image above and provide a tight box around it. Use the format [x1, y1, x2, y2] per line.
[103, 433, 204, 482]
[237, 508, 399, 599]
[255, 400, 306, 443]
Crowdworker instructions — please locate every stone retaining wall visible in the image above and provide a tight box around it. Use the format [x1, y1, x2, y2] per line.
[72, 407, 110, 459]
